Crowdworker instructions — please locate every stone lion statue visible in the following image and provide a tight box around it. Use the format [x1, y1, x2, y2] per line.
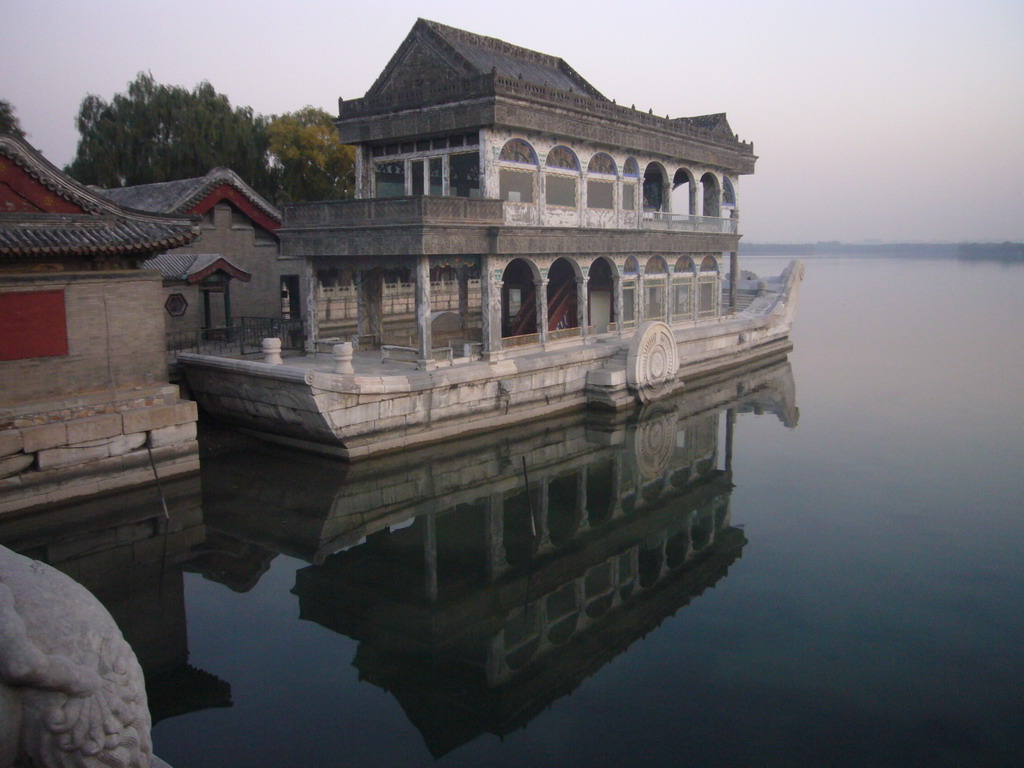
[0, 545, 153, 768]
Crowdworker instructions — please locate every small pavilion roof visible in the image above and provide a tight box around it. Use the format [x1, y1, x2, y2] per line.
[98, 168, 281, 232]
[141, 253, 252, 284]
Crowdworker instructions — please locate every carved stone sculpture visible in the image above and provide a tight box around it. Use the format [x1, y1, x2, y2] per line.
[626, 321, 680, 403]
[0, 545, 153, 768]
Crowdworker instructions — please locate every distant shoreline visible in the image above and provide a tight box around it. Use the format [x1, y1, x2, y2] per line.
[742, 242, 1023, 262]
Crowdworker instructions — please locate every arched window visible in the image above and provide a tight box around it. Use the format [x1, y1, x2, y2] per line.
[545, 147, 580, 207]
[587, 153, 616, 175]
[624, 256, 639, 274]
[622, 157, 639, 212]
[499, 139, 537, 164]
[672, 257, 696, 321]
[622, 256, 639, 328]
[546, 146, 579, 170]
[644, 256, 668, 274]
[499, 139, 537, 203]
[674, 256, 696, 272]
[587, 153, 616, 210]
[697, 256, 720, 319]
[644, 257, 668, 320]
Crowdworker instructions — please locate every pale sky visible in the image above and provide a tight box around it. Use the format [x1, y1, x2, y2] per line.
[3, 0, 1021, 243]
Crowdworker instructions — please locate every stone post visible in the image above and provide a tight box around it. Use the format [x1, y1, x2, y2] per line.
[332, 342, 354, 374]
[729, 251, 739, 314]
[482, 257, 504, 361]
[614, 271, 624, 337]
[537, 278, 549, 346]
[303, 258, 318, 355]
[415, 255, 434, 370]
[576, 275, 588, 340]
[262, 337, 283, 365]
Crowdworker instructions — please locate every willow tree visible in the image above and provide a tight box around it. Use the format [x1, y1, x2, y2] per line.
[66, 73, 277, 199]
[0, 99, 26, 139]
[267, 106, 354, 203]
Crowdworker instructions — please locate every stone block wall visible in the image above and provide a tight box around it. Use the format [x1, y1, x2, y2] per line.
[0, 388, 199, 515]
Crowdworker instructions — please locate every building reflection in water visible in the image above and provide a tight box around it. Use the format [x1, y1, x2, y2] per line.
[0, 474, 231, 724]
[0, 359, 797, 755]
[202, 358, 798, 757]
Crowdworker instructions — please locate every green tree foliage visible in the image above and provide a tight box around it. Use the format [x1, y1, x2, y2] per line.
[267, 106, 354, 203]
[0, 99, 27, 139]
[66, 73, 278, 199]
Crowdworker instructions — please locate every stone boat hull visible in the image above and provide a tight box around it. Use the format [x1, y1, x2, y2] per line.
[179, 262, 802, 460]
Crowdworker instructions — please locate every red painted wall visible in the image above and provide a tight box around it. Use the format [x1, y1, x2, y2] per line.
[0, 290, 69, 360]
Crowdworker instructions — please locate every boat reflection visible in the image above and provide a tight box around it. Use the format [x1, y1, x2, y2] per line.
[199, 358, 798, 756]
[0, 358, 797, 757]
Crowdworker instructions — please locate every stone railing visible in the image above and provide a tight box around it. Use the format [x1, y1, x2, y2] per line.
[283, 196, 504, 229]
[642, 212, 738, 235]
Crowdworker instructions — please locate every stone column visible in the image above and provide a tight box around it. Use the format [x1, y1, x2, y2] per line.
[482, 258, 503, 360]
[614, 271, 624, 337]
[576, 468, 589, 532]
[725, 407, 736, 474]
[535, 479, 551, 550]
[423, 512, 438, 602]
[485, 493, 507, 581]
[576, 275, 588, 340]
[303, 258, 318, 355]
[537, 278, 549, 346]
[458, 266, 470, 321]
[729, 251, 739, 314]
[415, 255, 433, 369]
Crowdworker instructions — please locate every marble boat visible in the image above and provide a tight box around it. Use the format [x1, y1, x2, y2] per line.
[179, 19, 802, 458]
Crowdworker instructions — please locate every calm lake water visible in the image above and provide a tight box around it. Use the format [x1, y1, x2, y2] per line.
[4, 256, 1022, 767]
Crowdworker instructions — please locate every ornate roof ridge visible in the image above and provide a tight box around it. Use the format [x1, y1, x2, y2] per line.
[98, 167, 281, 223]
[0, 133, 196, 227]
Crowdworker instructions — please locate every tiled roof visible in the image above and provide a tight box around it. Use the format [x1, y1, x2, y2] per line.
[98, 168, 281, 224]
[0, 134, 199, 261]
[141, 253, 251, 283]
[423, 19, 606, 100]
[367, 19, 607, 102]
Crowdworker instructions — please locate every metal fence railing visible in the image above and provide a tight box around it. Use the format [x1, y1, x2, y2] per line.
[167, 317, 306, 358]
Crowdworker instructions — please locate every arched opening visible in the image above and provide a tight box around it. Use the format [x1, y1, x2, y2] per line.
[643, 163, 667, 211]
[499, 139, 537, 203]
[547, 471, 581, 546]
[638, 543, 663, 588]
[723, 176, 736, 207]
[672, 256, 696, 321]
[622, 256, 639, 327]
[546, 257, 578, 331]
[545, 146, 580, 208]
[588, 257, 616, 334]
[701, 172, 721, 217]
[503, 487, 540, 566]
[644, 256, 668, 321]
[586, 153, 616, 209]
[671, 168, 695, 216]
[502, 258, 538, 338]
[697, 255, 720, 318]
[622, 157, 640, 212]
